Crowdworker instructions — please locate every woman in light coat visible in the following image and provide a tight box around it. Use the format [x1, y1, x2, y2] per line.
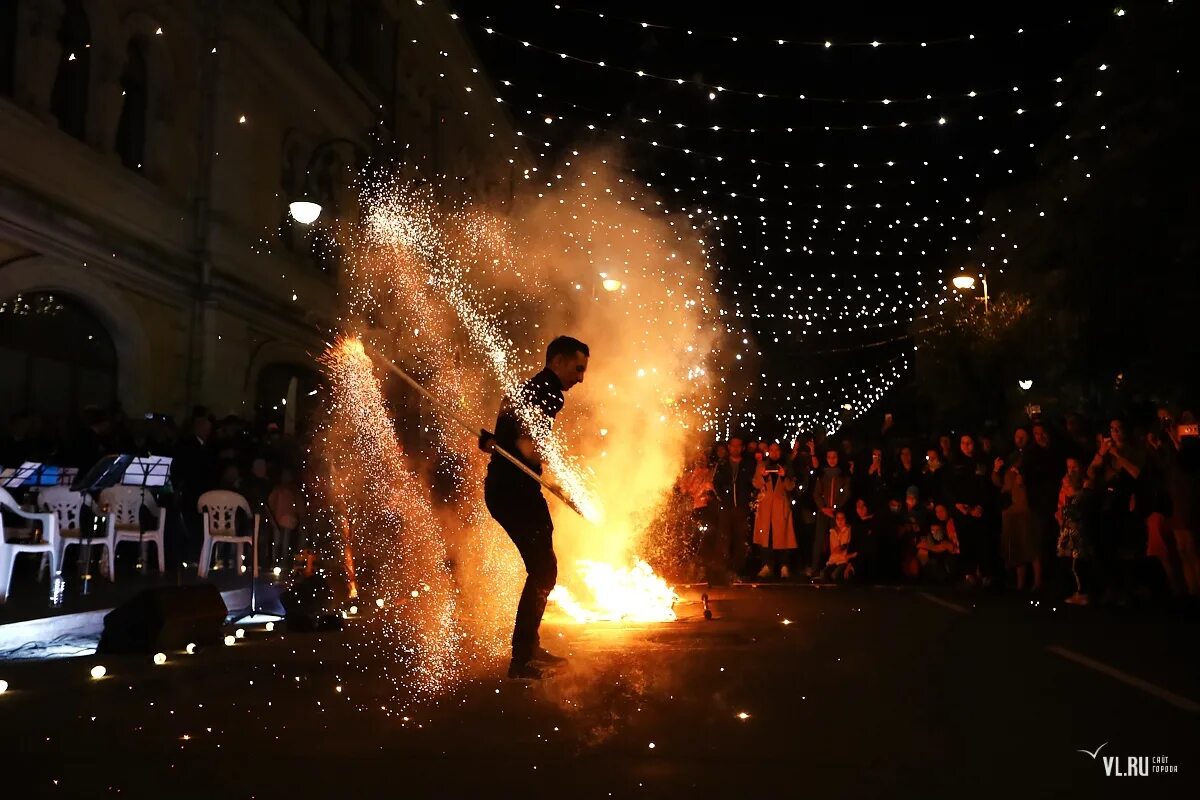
[753, 442, 797, 578]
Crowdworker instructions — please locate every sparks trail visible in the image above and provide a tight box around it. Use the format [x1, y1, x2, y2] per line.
[316, 151, 737, 691]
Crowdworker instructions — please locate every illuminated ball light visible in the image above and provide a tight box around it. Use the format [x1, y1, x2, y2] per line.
[185, 643, 197, 654]
[234, 628, 245, 639]
[153, 653, 167, 666]
[0, 679, 8, 694]
[90, 665, 106, 680]
[224, 635, 236, 647]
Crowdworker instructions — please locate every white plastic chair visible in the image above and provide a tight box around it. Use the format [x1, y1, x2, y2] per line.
[99, 485, 166, 577]
[0, 486, 60, 604]
[197, 490, 259, 579]
[40, 486, 101, 580]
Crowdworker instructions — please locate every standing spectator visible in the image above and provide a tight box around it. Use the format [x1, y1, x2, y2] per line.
[994, 452, 1042, 591]
[938, 434, 955, 465]
[811, 448, 851, 576]
[921, 448, 949, 506]
[679, 450, 717, 581]
[268, 468, 302, 568]
[712, 437, 756, 582]
[171, 415, 217, 568]
[949, 434, 990, 586]
[1056, 458, 1094, 605]
[1087, 419, 1144, 605]
[752, 443, 797, 579]
[851, 497, 883, 582]
[890, 446, 922, 501]
[821, 510, 856, 582]
[862, 447, 890, 510]
[1160, 411, 1200, 597]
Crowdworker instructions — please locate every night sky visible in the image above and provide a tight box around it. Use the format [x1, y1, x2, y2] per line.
[454, 1, 1196, 435]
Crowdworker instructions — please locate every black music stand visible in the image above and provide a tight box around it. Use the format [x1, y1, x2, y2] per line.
[121, 456, 171, 571]
[71, 455, 134, 596]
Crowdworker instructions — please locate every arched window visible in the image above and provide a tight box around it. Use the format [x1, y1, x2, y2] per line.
[50, 0, 91, 140]
[115, 37, 149, 172]
[0, 0, 17, 97]
[0, 292, 117, 424]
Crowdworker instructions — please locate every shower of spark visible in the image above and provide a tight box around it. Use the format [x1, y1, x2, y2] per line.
[318, 338, 464, 697]
[319, 149, 735, 669]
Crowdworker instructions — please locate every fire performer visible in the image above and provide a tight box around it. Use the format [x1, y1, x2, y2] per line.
[479, 336, 589, 680]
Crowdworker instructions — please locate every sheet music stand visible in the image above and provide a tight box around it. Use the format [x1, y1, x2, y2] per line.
[71, 455, 134, 595]
[0, 462, 44, 490]
[122, 457, 171, 571]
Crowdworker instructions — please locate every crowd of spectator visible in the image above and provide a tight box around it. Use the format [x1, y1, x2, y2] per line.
[0, 406, 308, 573]
[679, 408, 1200, 607]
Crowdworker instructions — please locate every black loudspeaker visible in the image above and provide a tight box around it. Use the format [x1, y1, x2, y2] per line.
[97, 584, 228, 653]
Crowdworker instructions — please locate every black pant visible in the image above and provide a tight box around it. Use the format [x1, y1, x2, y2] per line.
[485, 482, 557, 665]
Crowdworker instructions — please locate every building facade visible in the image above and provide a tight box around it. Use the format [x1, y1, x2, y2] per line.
[0, 0, 522, 437]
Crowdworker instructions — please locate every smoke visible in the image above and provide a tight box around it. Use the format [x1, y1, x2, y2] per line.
[314, 147, 733, 693]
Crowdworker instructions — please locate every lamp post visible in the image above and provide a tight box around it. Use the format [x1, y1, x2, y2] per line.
[288, 138, 368, 225]
[951, 271, 989, 312]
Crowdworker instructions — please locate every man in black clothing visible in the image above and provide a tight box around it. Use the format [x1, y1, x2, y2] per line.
[480, 336, 589, 680]
[711, 436, 756, 582]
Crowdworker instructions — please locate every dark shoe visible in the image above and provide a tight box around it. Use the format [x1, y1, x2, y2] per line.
[507, 660, 544, 680]
[532, 647, 568, 666]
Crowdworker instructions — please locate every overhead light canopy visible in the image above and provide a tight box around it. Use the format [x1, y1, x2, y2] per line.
[289, 200, 322, 225]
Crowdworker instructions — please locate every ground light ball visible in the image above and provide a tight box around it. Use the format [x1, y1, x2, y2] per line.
[235, 628, 245, 639]
[349, 605, 359, 615]
[153, 653, 166, 665]
[224, 635, 236, 646]
[90, 665, 106, 679]
[0, 679, 8, 694]
[375, 598, 385, 608]
[265, 622, 275, 632]
[185, 643, 196, 654]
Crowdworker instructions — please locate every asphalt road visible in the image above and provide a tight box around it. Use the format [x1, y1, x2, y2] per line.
[0, 584, 1196, 798]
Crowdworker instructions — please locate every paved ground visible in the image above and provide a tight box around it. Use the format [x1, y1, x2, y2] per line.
[0, 584, 1196, 798]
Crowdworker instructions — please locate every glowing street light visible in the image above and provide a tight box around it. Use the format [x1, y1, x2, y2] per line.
[601, 278, 623, 292]
[288, 199, 322, 225]
[952, 271, 989, 312]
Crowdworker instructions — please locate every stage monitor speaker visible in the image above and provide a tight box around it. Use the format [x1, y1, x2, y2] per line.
[98, 584, 227, 654]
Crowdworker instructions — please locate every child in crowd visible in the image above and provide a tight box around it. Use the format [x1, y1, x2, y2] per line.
[821, 510, 856, 582]
[917, 514, 960, 583]
[1056, 458, 1093, 605]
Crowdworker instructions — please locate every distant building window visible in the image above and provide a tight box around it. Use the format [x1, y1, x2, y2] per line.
[115, 38, 149, 172]
[0, 292, 117, 425]
[50, 0, 91, 140]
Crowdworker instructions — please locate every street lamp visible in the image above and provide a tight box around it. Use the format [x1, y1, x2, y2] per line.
[601, 278, 622, 292]
[287, 137, 368, 225]
[952, 271, 989, 312]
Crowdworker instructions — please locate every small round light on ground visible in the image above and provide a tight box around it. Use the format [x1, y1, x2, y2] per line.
[272, 567, 282, 577]
[349, 605, 358, 615]
[648, 742, 656, 749]
[737, 712, 750, 720]
[265, 622, 275, 632]
[153, 653, 166, 665]
[0, 679, 8, 694]
[185, 643, 196, 654]
[375, 598, 385, 608]
[335, 685, 342, 693]
[224, 635, 235, 646]
[234, 628, 245, 639]
[90, 665, 106, 680]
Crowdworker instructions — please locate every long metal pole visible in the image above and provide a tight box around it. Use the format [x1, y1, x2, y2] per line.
[361, 343, 585, 519]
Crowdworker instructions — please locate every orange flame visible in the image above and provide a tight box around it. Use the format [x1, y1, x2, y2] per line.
[548, 559, 679, 623]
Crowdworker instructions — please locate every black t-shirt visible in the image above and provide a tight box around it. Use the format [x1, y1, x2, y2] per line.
[486, 368, 564, 492]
